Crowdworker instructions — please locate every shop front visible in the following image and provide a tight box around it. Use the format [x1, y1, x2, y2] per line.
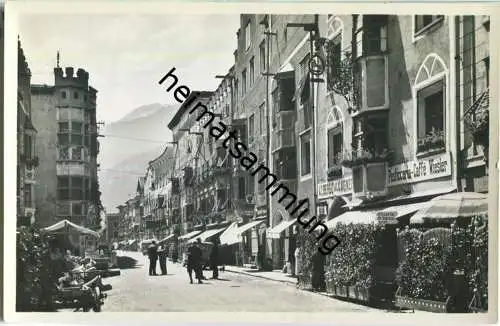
[266, 207, 297, 273]
[219, 218, 266, 267]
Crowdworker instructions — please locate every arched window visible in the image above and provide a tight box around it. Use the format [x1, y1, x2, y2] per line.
[326, 106, 344, 172]
[414, 53, 447, 156]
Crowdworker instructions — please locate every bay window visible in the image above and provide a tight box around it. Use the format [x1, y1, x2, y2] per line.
[354, 15, 388, 58]
[353, 56, 388, 111]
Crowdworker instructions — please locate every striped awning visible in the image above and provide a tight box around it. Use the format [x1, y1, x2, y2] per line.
[410, 192, 488, 224]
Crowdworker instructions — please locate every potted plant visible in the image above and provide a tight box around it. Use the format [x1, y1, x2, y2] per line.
[327, 164, 343, 180]
[395, 233, 452, 312]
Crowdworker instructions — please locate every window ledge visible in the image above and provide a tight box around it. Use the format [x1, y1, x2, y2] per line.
[416, 147, 446, 159]
[413, 16, 444, 41]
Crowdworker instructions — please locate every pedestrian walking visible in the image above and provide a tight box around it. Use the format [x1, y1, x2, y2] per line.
[186, 239, 203, 284]
[158, 245, 168, 275]
[210, 238, 220, 279]
[147, 240, 158, 276]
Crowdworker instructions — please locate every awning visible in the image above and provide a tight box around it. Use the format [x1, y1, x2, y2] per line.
[187, 227, 227, 244]
[178, 230, 202, 241]
[159, 234, 175, 243]
[410, 192, 488, 225]
[325, 210, 379, 229]
[326, 202, 431, 228]
[219, 222, 239, 246]
[267, 219, 297, 239]
[238, 219, 266, 234]
[377, 202, 431, 219]
[384, 186, 456, 203]
[220, 219, 266, 246]
[127, 239, 137, 245]
[43, 219, 100, 238]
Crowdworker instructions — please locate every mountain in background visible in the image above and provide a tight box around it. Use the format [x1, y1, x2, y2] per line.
[99, 103, 178, 212]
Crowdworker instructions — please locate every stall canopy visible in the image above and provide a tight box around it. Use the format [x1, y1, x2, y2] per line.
[220, 219, 265, 246]
[267, 219, 296, 239]
[410, 192, 488, 224]
[178, 230, 202, 241]
[187, 226, 227, 244]
[43, 219, 100, 238]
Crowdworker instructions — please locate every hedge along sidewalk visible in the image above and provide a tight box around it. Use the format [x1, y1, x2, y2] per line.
[223, 265, 298, 285]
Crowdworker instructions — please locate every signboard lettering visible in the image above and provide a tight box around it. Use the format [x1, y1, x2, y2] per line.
[387, 153, 451, 186]
[318, 177, 353, 198]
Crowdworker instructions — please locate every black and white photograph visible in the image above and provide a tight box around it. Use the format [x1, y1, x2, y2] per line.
[2, 1, 497, 323]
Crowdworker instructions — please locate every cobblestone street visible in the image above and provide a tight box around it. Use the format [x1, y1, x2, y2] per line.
[103, 251, 375, 312]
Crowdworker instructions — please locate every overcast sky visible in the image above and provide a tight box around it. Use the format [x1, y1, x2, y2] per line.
[19, 14, 240, 123]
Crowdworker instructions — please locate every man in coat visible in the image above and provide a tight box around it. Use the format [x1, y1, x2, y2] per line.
[186, 239, 203, 284]
[147, 241, 159, 276]
[210, 238, 220, 279]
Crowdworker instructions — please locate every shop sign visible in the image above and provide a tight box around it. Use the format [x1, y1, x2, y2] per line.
[376, 211, 399, 224]
[318, 177, 353, 199]
[317, 202, 328, 216]
[387, 152, 452, 187]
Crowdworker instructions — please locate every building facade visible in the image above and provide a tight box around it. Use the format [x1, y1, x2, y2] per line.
[31, 65, 101, 228]
[105, 212, 120, 244]
[141, 146, 175, 240]
[126, 14, 490, 272]
[167, 91, 213, 236]
[17, 40, 38, 227]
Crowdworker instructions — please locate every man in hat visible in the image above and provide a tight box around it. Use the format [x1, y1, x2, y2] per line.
[147, 240, 158, 276]
[186, 238, 203, 284]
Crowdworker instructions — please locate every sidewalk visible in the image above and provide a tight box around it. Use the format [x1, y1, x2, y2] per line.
[223, 265, 298, 285]
[222, 265, 441, 315]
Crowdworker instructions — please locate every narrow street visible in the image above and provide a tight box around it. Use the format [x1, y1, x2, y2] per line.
[103, 251, 375, 312]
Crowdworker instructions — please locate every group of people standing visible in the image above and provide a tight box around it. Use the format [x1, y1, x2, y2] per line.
[146, 241, 168, 276]
[147, 237, 220, 284]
